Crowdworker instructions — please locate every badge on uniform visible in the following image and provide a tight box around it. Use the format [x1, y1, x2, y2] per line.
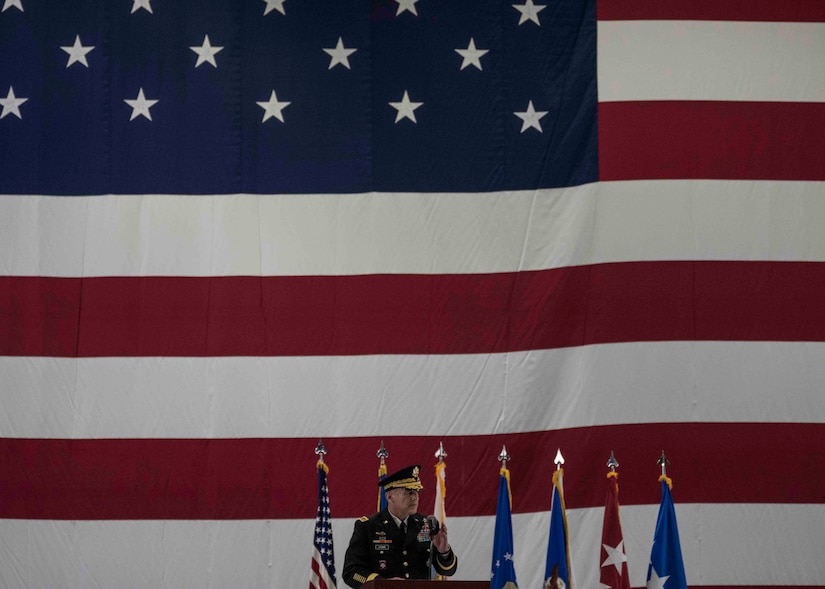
[373, 538, 391, 552]
[417, 520, 433, 542]
[378, 561, 387, 571]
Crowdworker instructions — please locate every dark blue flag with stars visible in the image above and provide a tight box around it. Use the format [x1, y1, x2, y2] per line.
[491, 466, 518, 589]
[543, 469, 571, 589]
[311, 462, 336, 589]
[646, 478, 688, 589]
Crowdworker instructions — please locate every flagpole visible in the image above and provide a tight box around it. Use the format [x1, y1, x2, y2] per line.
[600, 451, 630, 589]
[434, 441, 447, 522]
[310, 439, 336, 589]
[377, 440, 388, 465]
[491, 445, 517, 589]
[498, 445, 509, 470]
[497, 445, 511, 505]
[657, 450, 672, 488]
[647, 450, 687, 589]
[433, 442, 448, 581]
[607, 450, 619, 474]
[498, 444, 513, 509]
[545, 449, 572, 589]
[435, 441, 447, 464]
[377, 440, 389, 512]
[315, 439, 326, 466]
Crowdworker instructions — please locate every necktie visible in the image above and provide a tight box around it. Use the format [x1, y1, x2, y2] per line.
[400, 522, 407, 537]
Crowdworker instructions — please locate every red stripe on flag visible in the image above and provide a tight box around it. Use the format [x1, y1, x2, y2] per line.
[310, 557, 331, 589]
[3, 261, 825, 357]
[2, 422, 823, 520]
[597, 0, 825, 22]
[599, 101, 825, 182]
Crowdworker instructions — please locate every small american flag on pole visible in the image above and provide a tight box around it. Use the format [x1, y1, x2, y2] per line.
[310, 445, 336, 589]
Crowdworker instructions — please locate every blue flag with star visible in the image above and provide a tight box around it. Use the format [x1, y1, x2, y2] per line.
[646, 478, 688, 589]
[544, 468, 572, 589]
[491, 466, 518, 589]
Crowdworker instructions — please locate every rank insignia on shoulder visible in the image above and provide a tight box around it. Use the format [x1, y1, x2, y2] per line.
[358, 516, 369, 522]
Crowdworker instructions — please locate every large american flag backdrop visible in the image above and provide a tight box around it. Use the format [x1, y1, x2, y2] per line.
[1, 0, 824, 588]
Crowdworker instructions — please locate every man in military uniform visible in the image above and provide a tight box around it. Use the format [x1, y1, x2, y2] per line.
[342, 464, 458, 588]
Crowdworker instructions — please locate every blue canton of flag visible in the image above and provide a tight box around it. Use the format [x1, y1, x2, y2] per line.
[646, 478, 687, 589]
[0, 0, 596, 195]
[491, 466, 518, 589]
[310, 462, 336, 589]
[544, 468, 571, 589]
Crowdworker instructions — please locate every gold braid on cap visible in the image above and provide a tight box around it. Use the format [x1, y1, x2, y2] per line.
[384, 466, 423, 490]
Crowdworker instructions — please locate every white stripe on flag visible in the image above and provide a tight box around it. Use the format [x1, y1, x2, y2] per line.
[2, 341, 823, 438]
[598, 21, 825, 102]
[2, 181, 825, 277]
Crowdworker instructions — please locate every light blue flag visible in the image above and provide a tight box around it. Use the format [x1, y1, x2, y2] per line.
[377, 442, 388, 512]
[377, 465, 388, 512]
[646, 478, 688, 589]
[543, 469, 571, 589]
[491, 467, 518, 589]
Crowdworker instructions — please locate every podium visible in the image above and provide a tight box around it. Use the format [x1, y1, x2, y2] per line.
[362, 582, 487, 589]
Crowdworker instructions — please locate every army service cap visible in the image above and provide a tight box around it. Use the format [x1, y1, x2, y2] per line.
[378, 464, 424, 491]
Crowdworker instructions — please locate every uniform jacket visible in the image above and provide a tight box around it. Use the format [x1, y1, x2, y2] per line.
[342, 509, 458, 588]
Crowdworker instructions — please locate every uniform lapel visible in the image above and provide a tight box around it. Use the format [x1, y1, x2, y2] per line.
[402, 515, 419, 547]
[378, 509, 402, 542]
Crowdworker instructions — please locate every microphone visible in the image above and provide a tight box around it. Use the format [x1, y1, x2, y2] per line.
[426, 515, 440, 536]
[426, 516, 441, 569]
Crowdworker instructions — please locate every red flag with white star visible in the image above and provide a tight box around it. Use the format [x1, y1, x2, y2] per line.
[599, 472, 630, 589]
